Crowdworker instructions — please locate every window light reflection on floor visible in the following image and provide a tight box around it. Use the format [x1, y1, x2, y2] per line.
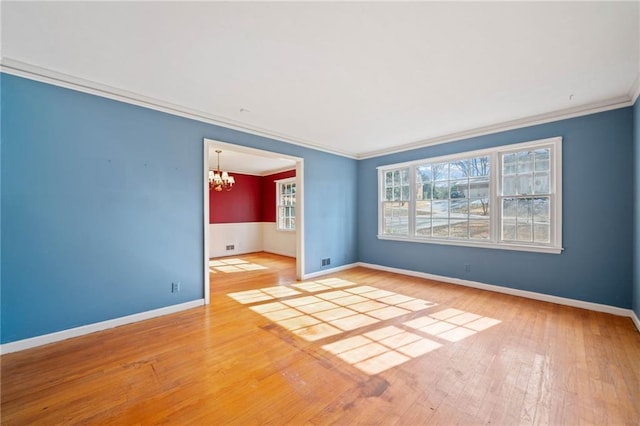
[209, 258, 269, 273]
[403, 308, 501, 342]
[292, 277, 357, 292]
[232, 282, 437, 343]
[322, 326, 443, 375]
[228, 286, 301, 304]
[227, 279, 500, 375]
[323, 306, 501, 375]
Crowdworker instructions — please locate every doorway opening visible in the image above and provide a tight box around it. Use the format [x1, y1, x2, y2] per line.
[202, 138, 304, 304]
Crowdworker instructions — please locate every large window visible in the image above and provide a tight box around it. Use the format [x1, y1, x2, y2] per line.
[277, 178, 296, 231]
[378, 137, 562, 253]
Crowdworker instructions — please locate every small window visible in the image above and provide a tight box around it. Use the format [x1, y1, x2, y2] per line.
[378, 137, 562, 254]
[276, 178, 296, 231]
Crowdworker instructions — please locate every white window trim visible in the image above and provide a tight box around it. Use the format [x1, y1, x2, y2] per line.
[377, 137, 563, 254]
[276, 177, 296, 232]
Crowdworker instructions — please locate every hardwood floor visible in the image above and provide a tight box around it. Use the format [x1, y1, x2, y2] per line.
[2, 252, 639, 425]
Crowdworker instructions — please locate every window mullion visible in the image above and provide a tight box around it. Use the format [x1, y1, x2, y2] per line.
[491, 151, 500, 243]
[378, 170, 383, 235]
[409, 165, 416, 237]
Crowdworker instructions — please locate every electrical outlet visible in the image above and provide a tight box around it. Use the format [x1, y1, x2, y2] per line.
[171, 282, 181, 293]
[464, 264, 471, 273]
[226, 245, 235, 251]
[322, 258, 331, 266]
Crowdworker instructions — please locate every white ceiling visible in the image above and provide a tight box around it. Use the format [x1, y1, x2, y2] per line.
[2, 2, 639, 159]
[208, 143, 296, 176]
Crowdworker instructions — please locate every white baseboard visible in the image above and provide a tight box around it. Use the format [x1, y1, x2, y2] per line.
[357, 262, 634, 319]
[632, 310, 640, 333]
[4, 265, 637, 354]
[302, 262, 360, 280]
[0, 299, 205, 355]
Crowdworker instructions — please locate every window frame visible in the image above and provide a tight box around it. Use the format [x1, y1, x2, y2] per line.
[377, 137, 563, 254]
[276, 177, 296, 232]
[381, 168, 411, 236]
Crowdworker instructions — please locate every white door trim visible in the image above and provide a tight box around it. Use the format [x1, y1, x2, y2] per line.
[203, 141, 211, 304]
[203, 139, 305, 303]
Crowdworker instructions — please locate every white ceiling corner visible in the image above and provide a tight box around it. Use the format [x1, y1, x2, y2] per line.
[2, 1, 639, 159]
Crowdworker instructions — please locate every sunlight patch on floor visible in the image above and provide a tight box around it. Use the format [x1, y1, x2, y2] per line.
[228, 287, 302, 304]
[228, 280, 500, 375]
[322, 326, 442, 375]
[292, 278, 358, 292]
[238, 284, 438, 342]
[236, 283, 438, 342]
[403, 308, 501, 342]
[209, 258, 268, 273]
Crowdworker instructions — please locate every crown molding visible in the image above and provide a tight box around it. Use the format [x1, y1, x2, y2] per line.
[1, 58, 635, 162]
[209, 166, 295, 177]
[0, 58, 359, 159]
[357, 94, 635, 159]
[261, 166, 297, 177]
[630, 72, 640, 105]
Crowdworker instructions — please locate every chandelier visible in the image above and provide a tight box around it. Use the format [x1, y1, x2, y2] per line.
[209, 150, 235, 192]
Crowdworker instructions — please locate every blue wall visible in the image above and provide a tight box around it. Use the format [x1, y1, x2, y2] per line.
[634, 100, 640, 320]
[0, 74, 358, 343]
[1, 71, 635, 345]
[358, 108, 634, 309]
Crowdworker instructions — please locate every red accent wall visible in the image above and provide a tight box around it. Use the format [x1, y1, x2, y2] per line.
[262, 169, 296, 222]
[210, 173, 262, 223]
[209, 169, 296, 224]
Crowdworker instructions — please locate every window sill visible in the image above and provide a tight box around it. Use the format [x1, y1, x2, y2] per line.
[376, 234, 563, 254]
[276, 228, 296, 233]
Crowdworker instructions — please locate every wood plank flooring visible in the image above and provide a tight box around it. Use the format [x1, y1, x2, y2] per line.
[2, 252, 639, 424]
